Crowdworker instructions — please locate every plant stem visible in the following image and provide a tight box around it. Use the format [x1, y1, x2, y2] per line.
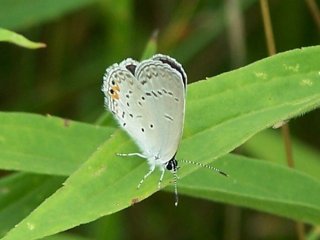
[259, 1, 305, 239]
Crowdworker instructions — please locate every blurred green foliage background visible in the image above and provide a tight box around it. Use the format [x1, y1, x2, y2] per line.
[0, 0, 319, 239]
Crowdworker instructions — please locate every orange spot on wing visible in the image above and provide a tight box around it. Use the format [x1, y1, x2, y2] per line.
[111, 84, 120, 100]
[113, 85, 120, 92]
[112, 92, 119, 100]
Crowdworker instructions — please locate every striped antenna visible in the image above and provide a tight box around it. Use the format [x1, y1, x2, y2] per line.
[180, 159, 228, 177]
[173, 171, 179, 206]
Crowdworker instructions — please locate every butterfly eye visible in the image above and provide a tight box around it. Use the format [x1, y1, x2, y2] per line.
[109, 89, 114, 94]
[166, 163, 172, 171]
[166, 159, 178, 172]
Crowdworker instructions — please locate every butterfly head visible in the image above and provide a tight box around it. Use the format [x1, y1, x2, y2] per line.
[165, 158, 179, 173]
[164, 157, 179, 206]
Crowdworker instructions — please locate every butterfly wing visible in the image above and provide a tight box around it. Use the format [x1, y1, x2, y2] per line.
[134, 55, 187, 163]
[102, 54, 187, 165]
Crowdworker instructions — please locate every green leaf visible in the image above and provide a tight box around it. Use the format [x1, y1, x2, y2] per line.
[140, 30, 158, 60]
[243, 129, 320, 180]
[0, 173, 64, 237]
[2, 46, 320, 239]
[0, 112, 114, 175]
[0, 28, 46, 49]
[43, 233, 92, 240]
[177, 154, 320, 225]
[0, 0, 98, 30]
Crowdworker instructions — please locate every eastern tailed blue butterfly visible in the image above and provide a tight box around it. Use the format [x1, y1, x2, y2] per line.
[102, 54, 226, 206]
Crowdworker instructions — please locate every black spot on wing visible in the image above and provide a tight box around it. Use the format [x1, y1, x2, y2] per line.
[125, 64, 137, 75]
[164, 114, 174, 121]
[151, 91, 158, 97]
[141, 79, 147, 85]
[157, 58, 186, 87]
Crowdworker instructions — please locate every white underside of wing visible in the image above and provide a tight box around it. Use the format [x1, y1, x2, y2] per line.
[102, 55, 186, 168]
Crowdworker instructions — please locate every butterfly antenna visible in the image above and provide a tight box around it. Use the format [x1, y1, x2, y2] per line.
[173, 171, 179, 207]
[180, 159, 228, 177]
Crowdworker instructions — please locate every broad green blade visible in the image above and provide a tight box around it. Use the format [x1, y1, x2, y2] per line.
[0, 173, 64, 237]
[243, 129, 320, 180]
[0, 112, 114, 175]
[2, 46, 320, 239]
[177, 154, 320, 225]
[43, 233, 91, 240]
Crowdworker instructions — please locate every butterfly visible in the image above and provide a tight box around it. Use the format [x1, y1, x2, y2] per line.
[102, 54, 226, 206]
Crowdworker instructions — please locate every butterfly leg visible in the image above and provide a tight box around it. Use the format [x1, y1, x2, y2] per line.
[137, 165, 155, 189]
[117, 153, 147, 159]
[158, 167, 166, 189]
